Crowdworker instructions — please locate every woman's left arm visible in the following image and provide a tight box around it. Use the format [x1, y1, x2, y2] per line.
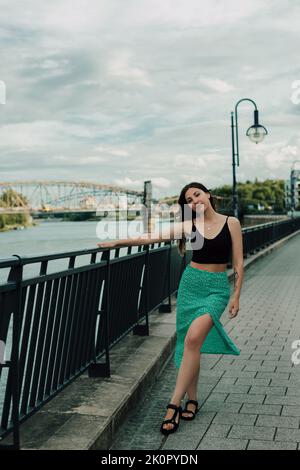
[228, 217, 244, 318]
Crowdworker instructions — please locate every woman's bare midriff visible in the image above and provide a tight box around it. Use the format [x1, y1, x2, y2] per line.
[190, 261, 227, 272]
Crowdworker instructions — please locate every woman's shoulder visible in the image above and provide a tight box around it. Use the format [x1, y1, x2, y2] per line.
[227, 216, 241, 226]
[227, 216, 242, 235]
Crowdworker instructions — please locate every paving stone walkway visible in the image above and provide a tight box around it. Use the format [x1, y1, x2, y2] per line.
[110, 234, 300, 450]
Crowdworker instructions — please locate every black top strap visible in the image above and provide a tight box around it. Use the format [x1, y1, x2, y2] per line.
[167, 404, 179, 411]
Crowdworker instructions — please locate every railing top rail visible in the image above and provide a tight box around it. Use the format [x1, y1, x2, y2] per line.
[14, 247, 105, 264]
[241, 217, 300, 232]
[0, 256, 21, 268]
[242, 220, 282, 231]
[0, 218, 297, 269]
[0, 242, 171, 268]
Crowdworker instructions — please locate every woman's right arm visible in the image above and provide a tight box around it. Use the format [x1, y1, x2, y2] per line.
[97, 222, 186, 248]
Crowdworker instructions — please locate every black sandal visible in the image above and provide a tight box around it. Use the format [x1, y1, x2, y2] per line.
[181, 399, 199, 421]
[160, 403, 182, 435]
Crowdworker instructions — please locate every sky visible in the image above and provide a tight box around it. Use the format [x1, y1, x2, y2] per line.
[1, 0, 300, 199]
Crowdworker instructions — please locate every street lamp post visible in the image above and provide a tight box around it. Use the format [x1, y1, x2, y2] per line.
[231, 98, 268, 219]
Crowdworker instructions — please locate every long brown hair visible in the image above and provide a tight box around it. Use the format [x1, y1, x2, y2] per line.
[177, 182, 217, 257]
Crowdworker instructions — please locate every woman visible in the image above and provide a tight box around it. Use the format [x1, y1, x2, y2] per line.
[97, 182, 244, 436]
[159, 182, 243, 435]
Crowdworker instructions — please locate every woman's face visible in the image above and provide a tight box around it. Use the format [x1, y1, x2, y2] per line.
[185, 187, 210, 214]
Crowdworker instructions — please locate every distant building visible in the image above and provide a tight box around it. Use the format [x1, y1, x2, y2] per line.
[285, 170, 300, 210]
[285, 180, 291, 209]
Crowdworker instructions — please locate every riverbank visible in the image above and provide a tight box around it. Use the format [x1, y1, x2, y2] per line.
[0, 213, 35, 232]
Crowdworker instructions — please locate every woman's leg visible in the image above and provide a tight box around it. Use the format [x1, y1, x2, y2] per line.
[162, 314, 213, 430]
[186, 357, 200, 399]
[181, 357, 200, 418]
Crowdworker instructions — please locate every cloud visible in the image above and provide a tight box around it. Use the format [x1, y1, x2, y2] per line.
[107, 51, 153, 87]
[78, 156, 107, 164]
[114, 177, 142, 188]
[0, 120, 97, 151]
[265, 147, 292, 170]
[94, 145, 130, 157]
[0, 0, 299, 199]
[199, 78, 234, 93]
[151, 177, 171, 189]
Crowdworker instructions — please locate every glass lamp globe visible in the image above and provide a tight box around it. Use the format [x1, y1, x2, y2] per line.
[246, 125, 268, 144]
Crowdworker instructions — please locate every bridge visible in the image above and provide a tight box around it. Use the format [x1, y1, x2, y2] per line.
[0, 180, 232, 215]
[0, 217, 300, 450]
[0, 180, 145, 212]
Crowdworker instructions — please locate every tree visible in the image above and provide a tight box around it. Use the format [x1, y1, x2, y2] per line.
[211, 179, 286, 214]
[0, 189, 28, 208]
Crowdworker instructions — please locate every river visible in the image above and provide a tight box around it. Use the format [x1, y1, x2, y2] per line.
[0, 219, 140, 258]
[0, 218, 170, 282]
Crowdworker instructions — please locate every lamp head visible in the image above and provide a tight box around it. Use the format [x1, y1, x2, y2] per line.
[246, 109, 268, 144]
[246, 124, 268, 144]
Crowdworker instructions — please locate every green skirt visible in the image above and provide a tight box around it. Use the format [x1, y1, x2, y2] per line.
[174, 264, 240, 369]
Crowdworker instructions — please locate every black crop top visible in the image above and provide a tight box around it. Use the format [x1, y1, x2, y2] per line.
[190, 216, 232, 264]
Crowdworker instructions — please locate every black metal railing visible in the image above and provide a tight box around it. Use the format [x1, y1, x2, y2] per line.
[0, 242, 187, 449]
[242, 217, 300, 257]
[0, 217, 300, 449]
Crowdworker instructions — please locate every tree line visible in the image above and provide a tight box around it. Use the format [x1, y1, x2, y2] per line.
[159, 179, 286, 215]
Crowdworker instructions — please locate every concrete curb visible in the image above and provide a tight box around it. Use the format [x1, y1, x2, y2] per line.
[4, 229, 300, 450]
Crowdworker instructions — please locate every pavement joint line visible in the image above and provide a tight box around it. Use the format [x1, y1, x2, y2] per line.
[195, 411, 218, 448]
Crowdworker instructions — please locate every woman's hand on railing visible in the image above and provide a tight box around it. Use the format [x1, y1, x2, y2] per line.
[97, 233, 165, 249]
[97, 241, 118, 248]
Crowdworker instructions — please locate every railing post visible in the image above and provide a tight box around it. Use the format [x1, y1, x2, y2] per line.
[1, 255, 23, 450]
[133, 244, 149, 336]
[159, 242, 172, 313]
[88, 249, 111, 378]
